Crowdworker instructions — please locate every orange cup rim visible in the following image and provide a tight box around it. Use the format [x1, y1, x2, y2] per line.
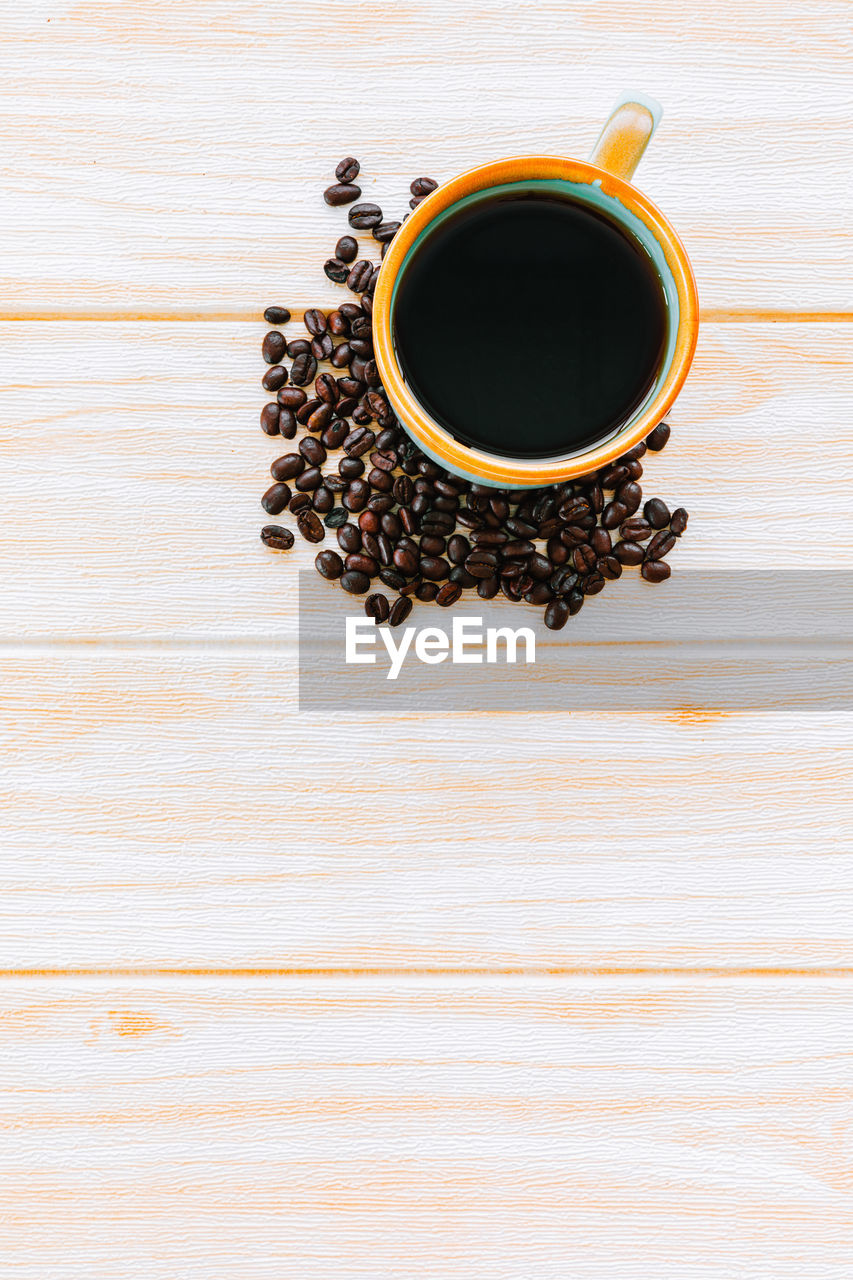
[373, 155, 699, 485]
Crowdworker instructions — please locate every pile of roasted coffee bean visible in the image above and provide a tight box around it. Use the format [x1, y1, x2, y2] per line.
[258, 157, 689, 631]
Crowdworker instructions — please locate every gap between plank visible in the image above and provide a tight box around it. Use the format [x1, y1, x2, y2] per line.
[0, 309, 851, 323]
[1, 966, 852, 979]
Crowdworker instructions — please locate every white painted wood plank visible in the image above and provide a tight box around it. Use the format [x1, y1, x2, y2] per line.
[1, 322, 851, 638]
[1, 648, 850, 970]
[0, 1, 850, 313]
[1, 976, 852, 1278]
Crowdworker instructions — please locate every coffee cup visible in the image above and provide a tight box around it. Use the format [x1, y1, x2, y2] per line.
[373, 94, 698, 487]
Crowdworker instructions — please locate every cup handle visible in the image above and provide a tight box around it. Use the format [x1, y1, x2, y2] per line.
[588, 92, 663, 181]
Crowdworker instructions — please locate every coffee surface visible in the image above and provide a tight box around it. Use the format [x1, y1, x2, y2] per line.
[393, 194, 667, 458]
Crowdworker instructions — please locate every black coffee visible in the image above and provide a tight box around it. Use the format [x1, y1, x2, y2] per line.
[393, 194, 667, 458]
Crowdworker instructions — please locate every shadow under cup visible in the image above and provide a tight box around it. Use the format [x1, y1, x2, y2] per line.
[387, 177, 682, 483]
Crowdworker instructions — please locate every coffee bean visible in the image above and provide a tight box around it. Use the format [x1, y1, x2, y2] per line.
[646, 422, 671, 451]
[369, 447, 397, 473]
[290, 353, 318, 386]
[335, 235, 358, 264]
[599, 555, 623, 579]
[260, 403, 280, 436]
[350, 337, 374, 358]
[642, 559, 671, 582]
[419, 556, 450, 581]
[337, 523, 362, 553]
[324, 507, 349, 529]
[357, 594, 388, 629]
[260, 524, 294, 551]
[411, 581, 435, 602]
[506, 517, 537, 538]
[313, 487, 334, 514]
[262, 365, 288, 392]
[343, 426, 376, 457]
[524, 582, 552, 605]
[436, 581, 462, 607]
[324, 183, 361, 206]
[670, 507, 689, 535]
[263, 306, 291, 325]
[528, 553, 552, 581]
[502, 539, 534, 559]
[583, 571, 606, 595]
[315, 549, 344, 580]
[393, 545, 418, 575]
[336, 156, 360, 183]
[343, 479, 371, 512]
[600, 464, 630, 490]
[278, 409, 296, 438]
[447, 534, 470, 564]
[379, 568, 406, 591]
[261, 331, 286, 364]
[619, 442, 647, 463]
[339, 456, 365, 479]
[550, 566, 579, 594]
[558, 496, 592, 523]
[410, 176, 438, 197]
[262, 481, 292, 515]
[470, 528, 507, 546]
[359, 510, 381, 535]
[388, 595, 413, 626]
[289, 493, 312, 515]
[296, 467, 324, 495]
[544, 598, 570, 630]
[420, 534, 446, 557]
[642, 497, 670, 529]
[347, 259, 374, 293]
[339, 569, 369, 594]
[333, 397, 357, 420]
[311, 333, 333, 361]
[270, 453, 304, 481]
[590, 527, 612, 556]
[348, 203, 383, 229]
[450, 566, 477, 588]
[277, 387, 307, 409]
[307, 403, 333, 433]
[465, 549, 500, 579]
[373, 220, 401, 242]
[312, 373, 338, 405]
[620, 518, 652, 542]
[547, 536, 569, 565]
[346, 552, 378, 577]
[324, 258, 349, 282]
[614, 540, 644, 566]
[338, 303, 362, 321]
[602, 500, 629, 529]
[287, 339, 311, 359]
[473, 576, 498, 599]
[299, 440, 327, 473]
[645, 530, 676, 561]
[296, 509, 325, 543]
[304, 308, 327, 336]
[573, 544, 597, 574]
[618, 481, 643, 515]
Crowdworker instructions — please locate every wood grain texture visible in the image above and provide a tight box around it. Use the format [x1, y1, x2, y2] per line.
[1, 648, 850, 971]
[1, 321, 851, 638]
[2, 1, 853, 1269]
[1, 976, 852, 1278]
[1, 1, 851, 314]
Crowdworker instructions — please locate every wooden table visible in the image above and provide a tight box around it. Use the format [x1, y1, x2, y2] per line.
[1, 2, 851, 1274]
